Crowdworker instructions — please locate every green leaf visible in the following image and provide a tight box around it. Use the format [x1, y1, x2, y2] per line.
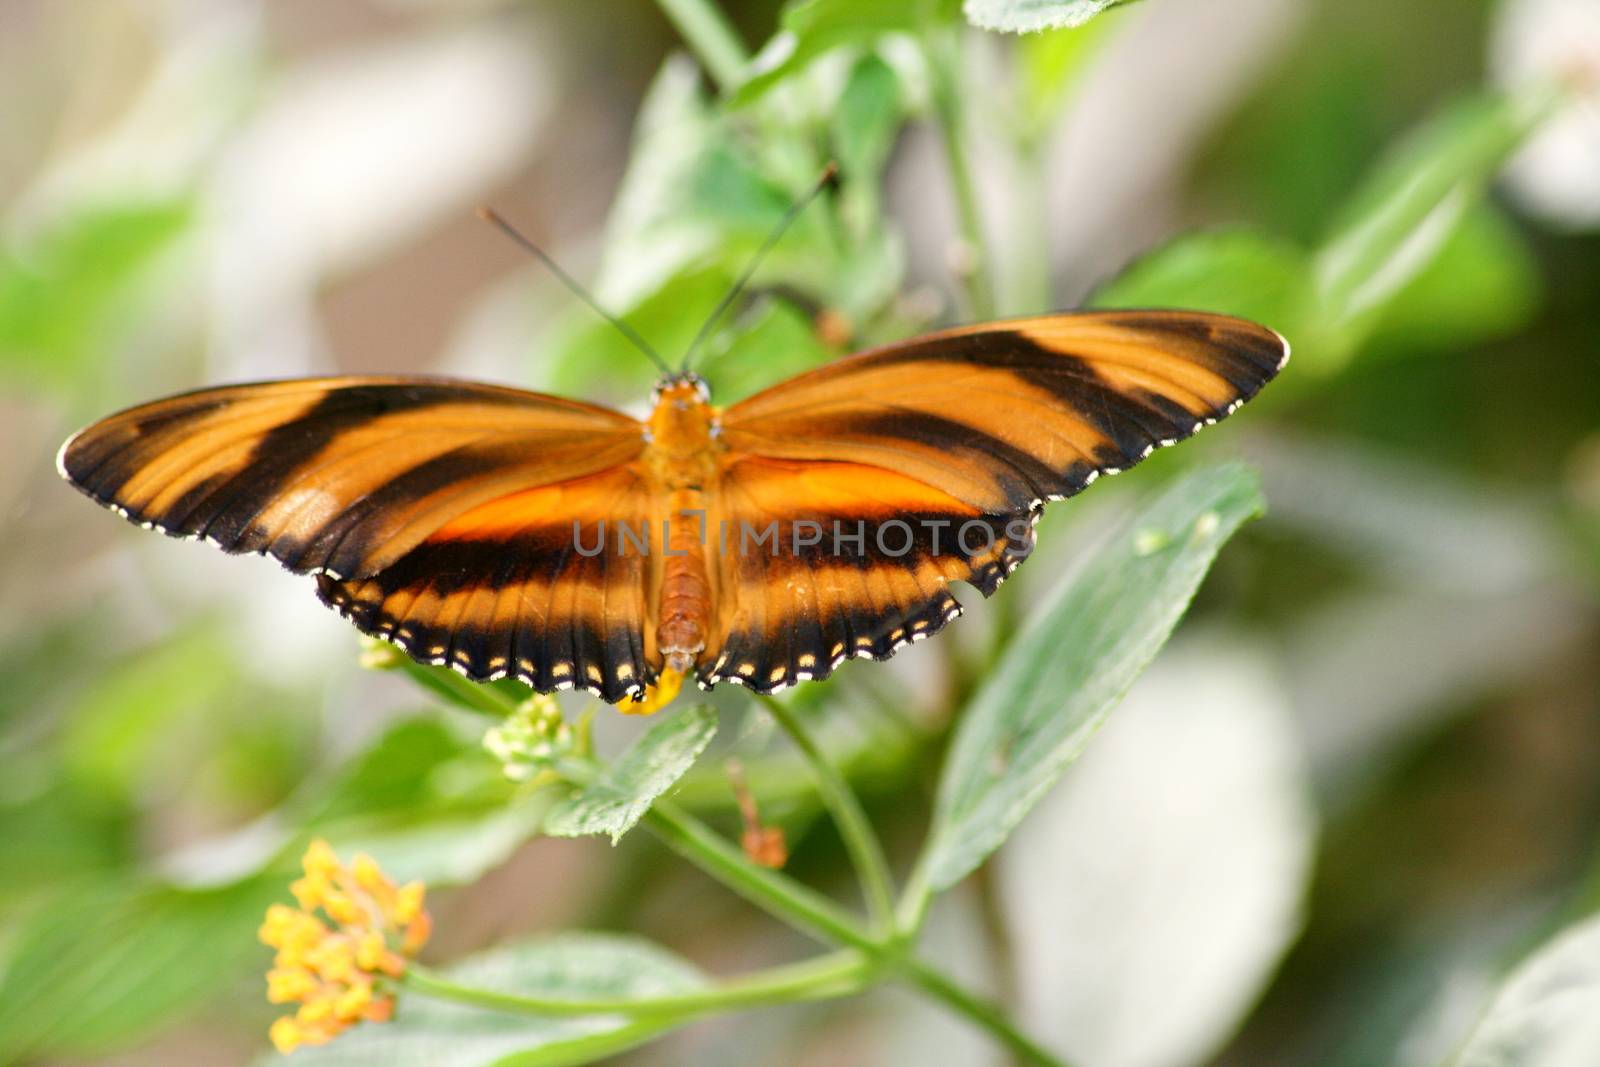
[1095, 88, 1554, 382]
[1367, 203, 1541, 354]
[307, 717, 490, 829]
[0, 876, 278, 1062]
[832, 54, 903, 190]
[595, 54, 718, 307]
[0, 200, 192, 398]
[1000, 637, 1315, 1067]
[544, 706, 718, 844]
[832, 54, 905, 241]
[58, 627, 240, 808]
[1313, 86, 1556, 357]
[329, 800, 554, 887]
[1447, 912, 1600, 1067]
[551, 55, 845, 396]
[50, 628, 313, 829]
[0, 782, 129, 903]
[1016, 16, 1121, 136]
[1092, 228, 1317, 344]
[964, 0, 1140, 34]
[267, 934, 706, 1067]
[388, 657, 525, 718]
[918, 465, 1266, 892]
[548, 268, 730, 400]
[302, 717, 542, 887]
[733, 0, 930, 105]
[692, 298, 832, 404]
[597, 58, 829, 313]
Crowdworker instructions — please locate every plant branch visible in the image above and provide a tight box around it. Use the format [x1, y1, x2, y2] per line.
[926, 28, 996, 321]
[496, 694, 1050, 1063]
[756, 694, 897, 935]
[643, 799, 878, 953]
[972, 859, 1022, 1011]
[397, 661, 521, 718]
[639, 799, 1068, 1066]
[1006, 138, 1054, 316]
[404, 950, 873, 1020]
[897, 853, 936, 938]
[655, 0, 748, 94]
[898, 956, 1070, 1067]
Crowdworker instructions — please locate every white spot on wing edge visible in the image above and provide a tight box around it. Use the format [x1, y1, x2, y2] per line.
[1273, 328, 1293, 369]
[54, 431, 79, 482]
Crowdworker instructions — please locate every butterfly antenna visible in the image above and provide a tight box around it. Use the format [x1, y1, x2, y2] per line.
[477, 206, 673, 377]
[680, 162, 840, 373]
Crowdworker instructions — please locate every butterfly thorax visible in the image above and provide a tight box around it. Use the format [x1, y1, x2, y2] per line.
[644, 377, 720, 481]
[644, 377, 723, 674]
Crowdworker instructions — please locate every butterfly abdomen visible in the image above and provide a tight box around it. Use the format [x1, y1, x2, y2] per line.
[645, 378, 723, 675]
[658, 488, 712, 672]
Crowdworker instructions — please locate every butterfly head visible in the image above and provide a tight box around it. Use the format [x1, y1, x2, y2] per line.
[649, 373, 710, 407]
[646, 373, 719, 461]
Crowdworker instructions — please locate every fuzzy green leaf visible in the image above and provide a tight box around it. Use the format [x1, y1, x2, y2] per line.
[919, 465, 1266, 892]
[1016, 14, 1121, 135]
[307, 717, 482, 827]
[832, 55, 903, 188]
[0, 199, 192, 400]
[544, 707, 718, 843]
[964, 0, 1140, 34]
[1314, 87, 1556, 352]
[59, 627, 241, 805]
[548, 268, 731, 401]
[1448, 912, 1600, 1067]
[262, 934, 706, 1067]
[692, 297, 833, 404]
[297, 716, 541, 887]
[0, 876, 279, 1063]
[548, 56, 840, 397]
[733, 0, 932, 104]
[329, 801, 553, 887]
[597, 57, 828, 311]
[1366, 203, 1541, 353]
[1093, 228, 1317, 345]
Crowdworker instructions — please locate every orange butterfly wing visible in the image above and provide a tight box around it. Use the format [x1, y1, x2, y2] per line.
[703, 457, 1019, 691]
[317, 465, 656, 700]
[697, 309, 1287, 692]
[60, 310, 1285, 704]
[59, 376, 657, 700]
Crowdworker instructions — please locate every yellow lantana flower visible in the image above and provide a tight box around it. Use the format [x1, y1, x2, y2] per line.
[259, 840, 431, 1054]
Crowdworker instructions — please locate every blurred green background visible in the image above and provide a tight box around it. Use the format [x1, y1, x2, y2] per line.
[2, 0, 1598, 1064]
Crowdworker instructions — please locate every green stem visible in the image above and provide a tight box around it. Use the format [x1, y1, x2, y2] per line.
[540, 726, 1062, 1067]
[899, 957, 1069, 1067]
[1008, 139, 1054, 316]
[397, 660, 521, 718]
[926, 28, 996, 321]
[644, 800, 877, 953]
[655, 0, 748, 94]
[756, 694, 897, 935]
[896, 864, 935, 946]
[404, 950, 873, 1020]
[642, 799, 1068, 1066]
[972, 860, 1021, 1012]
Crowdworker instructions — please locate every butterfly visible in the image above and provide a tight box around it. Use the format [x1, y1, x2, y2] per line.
[57, 308, 1286, 707]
